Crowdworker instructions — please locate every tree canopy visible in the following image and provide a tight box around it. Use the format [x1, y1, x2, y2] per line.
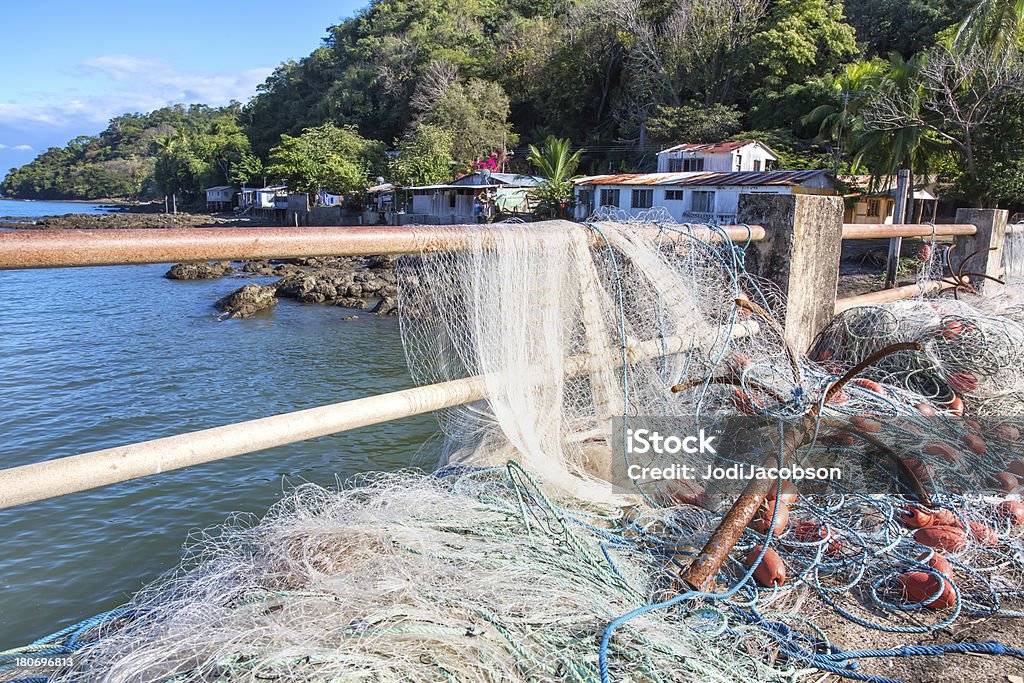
[5, 0, 1024, 210]
[266, 123, 386, 194]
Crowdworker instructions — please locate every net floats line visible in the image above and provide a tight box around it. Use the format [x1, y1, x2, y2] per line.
[0, 222, 765, 270]
[0, 322, 759, 510]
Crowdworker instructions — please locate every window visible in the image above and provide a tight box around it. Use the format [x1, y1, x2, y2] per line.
[753, 160, 762, 172]
[691, 190, 715, 213]
[632, 189, 653, 209]
[765, 159, 778, 171]
[668, 158, 704, 172]
[735, 156, 743, 171]
[578, 189, 591, 206]
[599, 188, 620, 207]
[665, 190, 685, 201]
[866, 199, 881, 217]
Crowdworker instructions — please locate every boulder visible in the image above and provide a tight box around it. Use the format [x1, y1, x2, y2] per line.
[372, 295, 398, 316]
[241, 260, 279, 276]
[215, 284, 278, 319]
[335, 297, 368, 309]
[365, 254, 396, 270]
[165, 261, 232, 280]
[274, 268, 356, 303]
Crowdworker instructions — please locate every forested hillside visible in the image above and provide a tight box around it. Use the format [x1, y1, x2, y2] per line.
[5, 0, 1023, 208]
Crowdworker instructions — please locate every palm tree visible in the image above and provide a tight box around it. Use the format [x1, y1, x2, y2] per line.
[808, 56, 946, 193]
[527, 136, 583, 185]
[957, 0, 1024, 55]
[527, 136, 583, 219]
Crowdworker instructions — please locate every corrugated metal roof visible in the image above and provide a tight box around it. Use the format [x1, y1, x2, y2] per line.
[659, 141, 752, 154]
[574, 170, 831, 187]
[451, 171, 545, 187]
[408, 184, 502, 191]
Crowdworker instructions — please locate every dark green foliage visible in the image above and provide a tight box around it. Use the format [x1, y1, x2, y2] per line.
[844, 0, 970, 58]
[646, 104, 744, 145]
[2, 104, 250, 200]
[947, 93, 1024, 207]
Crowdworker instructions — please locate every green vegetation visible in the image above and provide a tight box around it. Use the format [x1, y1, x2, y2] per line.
[2, 105, 249, 201]
[527, 136, 582, 218]
[4, 0, 1024, 211]
[266, 123, 386, 194]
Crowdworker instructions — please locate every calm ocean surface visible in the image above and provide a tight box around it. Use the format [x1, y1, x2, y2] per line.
[0, 198, 117, 218]
[0, 202, 438, 646]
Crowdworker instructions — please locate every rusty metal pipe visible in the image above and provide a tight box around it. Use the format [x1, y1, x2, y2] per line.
[683, 420, 812, 592]
[833, 279, 962, 314]
[0, 222, 765, 270]
[841, 224, 976, 240]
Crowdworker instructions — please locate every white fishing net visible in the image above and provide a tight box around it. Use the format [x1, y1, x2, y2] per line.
[9, 220, 1024, 683]
[397, 221, 787, 502]
[8, 221, 802, 683]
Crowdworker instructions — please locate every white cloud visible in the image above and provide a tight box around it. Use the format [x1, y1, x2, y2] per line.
[0, 56, 273, 129]
[0, 143, 34, 152]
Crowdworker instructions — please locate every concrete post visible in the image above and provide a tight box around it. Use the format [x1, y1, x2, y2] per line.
[737, 193, 845, 354]
[953, 208, 1009, 293]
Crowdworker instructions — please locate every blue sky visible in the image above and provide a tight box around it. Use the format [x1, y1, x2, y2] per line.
[0, 1, 365, 171]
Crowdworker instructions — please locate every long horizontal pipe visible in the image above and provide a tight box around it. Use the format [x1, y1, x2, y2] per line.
[833, 279, 961, 314]
[0, 323, 759, 510]
[0, 223, 765, 270]
[841, 223, 976, 240]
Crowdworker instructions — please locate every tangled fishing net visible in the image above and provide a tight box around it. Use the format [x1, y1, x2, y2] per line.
[4, 220, 1024, 683]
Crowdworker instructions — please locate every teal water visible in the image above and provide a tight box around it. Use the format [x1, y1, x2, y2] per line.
[0, 263, 438, 646]
[0, 198, 118, 219]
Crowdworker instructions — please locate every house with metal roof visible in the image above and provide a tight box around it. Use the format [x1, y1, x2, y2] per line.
[204, 185, 235, 210]
[403, 171, 545, 224]
[657, 141, 779, 173]
[839, 175, 941, 225]
[573, 170, 836, 224]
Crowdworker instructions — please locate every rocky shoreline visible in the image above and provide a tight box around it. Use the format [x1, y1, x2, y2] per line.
[0, 206, 277, 230]
[167, 255, 399, 320]
[4, 208, 901, 316]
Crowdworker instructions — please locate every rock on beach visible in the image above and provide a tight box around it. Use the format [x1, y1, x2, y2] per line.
[215, 284, 278, 319]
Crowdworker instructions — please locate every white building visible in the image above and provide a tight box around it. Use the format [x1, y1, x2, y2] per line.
[657, 141, 779, 173]
[573, 170, 836, 224]
[240, 186, 288, 210]
[204, 185, 234, 210]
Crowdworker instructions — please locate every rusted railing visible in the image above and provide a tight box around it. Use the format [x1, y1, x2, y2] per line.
[0, 222, 765, 270]
[840, 223, 976, 240]
[0, 219, 765, 509]
[834, 279, 964, 315]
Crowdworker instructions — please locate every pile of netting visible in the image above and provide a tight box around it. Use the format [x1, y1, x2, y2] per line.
[812, 296, 1024, 416]
[4, 221, 1024, 683]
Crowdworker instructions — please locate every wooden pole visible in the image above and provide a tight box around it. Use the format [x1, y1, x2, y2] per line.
[841, 223, 976, 239]
[833, 279, 964, 315]
[885, 170, 911, 288]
